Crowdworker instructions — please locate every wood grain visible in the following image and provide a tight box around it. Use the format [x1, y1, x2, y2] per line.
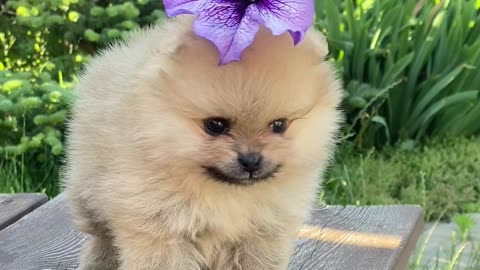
[0, 193, 86, 270]
[0, 194, 423, 270]
[0, 193, 48, 231]
[288, 205, 424, 270]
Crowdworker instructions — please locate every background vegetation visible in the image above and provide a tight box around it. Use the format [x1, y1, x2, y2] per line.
[318, 0, 480, 148]
[1, 0, 479, 218]
[1, 0, 166, 194]
[1, 0, 479, 269]
[322, 137, 480, 222]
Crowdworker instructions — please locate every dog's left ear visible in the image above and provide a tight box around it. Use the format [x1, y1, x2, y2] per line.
[306, 29, 329, 65]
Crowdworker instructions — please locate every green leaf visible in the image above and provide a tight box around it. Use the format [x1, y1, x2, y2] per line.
[409, 65, 465, 125]
[414, 91, 479, 138]
[380, 53, 414, 88]
[16, 6, 30, 17]
[371, 115, 391, 143]
[90, 6, 104, 17]
[84, 29, 100, 42]
[2, 79, 23, 92]
[68, 11, 80, 22]
[348, 96, 367, 109]
[106, 29, 121, 39]
[323, 0, 342, 41]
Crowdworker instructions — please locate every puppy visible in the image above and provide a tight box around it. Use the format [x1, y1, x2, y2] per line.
[63, 15, 343, 270]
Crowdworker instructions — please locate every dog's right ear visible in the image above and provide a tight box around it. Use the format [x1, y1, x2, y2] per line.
[151, 16, 196, 57]
[168, 31, 201, 58]
[167, 30, 222, 66]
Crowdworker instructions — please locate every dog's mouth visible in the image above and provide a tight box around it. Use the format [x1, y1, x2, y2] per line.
[204, 165, 281, 186]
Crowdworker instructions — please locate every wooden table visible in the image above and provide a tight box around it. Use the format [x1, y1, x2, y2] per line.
[0, 193, 424, 270]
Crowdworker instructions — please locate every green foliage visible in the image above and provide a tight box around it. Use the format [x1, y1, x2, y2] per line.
[0, 0, 166, 80]
[316, 0, 480, 147]
[453, 214, 476, 241]
[321, 136, 480, 221]
[0, 0, 166, 196]
[0, 70, 72, 195]
[410, 219, 480, 270]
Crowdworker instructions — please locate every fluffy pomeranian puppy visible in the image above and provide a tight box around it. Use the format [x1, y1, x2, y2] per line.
[63, 15, 343, 270]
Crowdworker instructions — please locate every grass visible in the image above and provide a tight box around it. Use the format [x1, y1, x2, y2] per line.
[0, 151, 61, 196]
[409, 215, 479, 270]
[321, 136, 480, 222]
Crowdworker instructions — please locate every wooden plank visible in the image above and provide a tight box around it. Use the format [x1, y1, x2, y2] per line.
[288, 205, 424, 270]
[0, 193, 86, 270]
[0, 193, 423, 270]
[0, 193, 48, 231]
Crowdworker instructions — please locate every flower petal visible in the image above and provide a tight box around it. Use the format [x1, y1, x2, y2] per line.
[255, 0, 314, 44]
[163, 0, 202, 17]
[163, 0, 315, 64]
[193, 2, 261, 64]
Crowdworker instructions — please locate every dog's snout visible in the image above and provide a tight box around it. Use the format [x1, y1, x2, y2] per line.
[238, 153, 262, 172]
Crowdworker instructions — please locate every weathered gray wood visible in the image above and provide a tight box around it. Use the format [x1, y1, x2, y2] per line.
[0, 193, 86, 270]
[0, 193, 48, 231]
[288, 205, 424, 270]
[0, 193, 423, 270]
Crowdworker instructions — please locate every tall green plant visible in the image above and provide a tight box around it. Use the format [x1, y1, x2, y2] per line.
[316, 0, 480, 147]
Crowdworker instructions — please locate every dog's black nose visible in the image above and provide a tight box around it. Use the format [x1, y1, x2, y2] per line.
[238, 153, 262, 172]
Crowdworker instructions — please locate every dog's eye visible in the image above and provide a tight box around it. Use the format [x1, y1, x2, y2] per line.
[270, 119, 288, 134]
[204, 118, 230, 136]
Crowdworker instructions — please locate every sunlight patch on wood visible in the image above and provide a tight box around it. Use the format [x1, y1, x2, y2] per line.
[298, 225, 402, 250]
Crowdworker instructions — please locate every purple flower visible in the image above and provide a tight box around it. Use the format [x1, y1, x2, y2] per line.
[164, 0, 314, 64]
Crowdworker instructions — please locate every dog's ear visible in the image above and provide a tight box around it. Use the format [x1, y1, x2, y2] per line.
[159, 17, 195, 56]
[144, 15, 199, 59]
[168, 32, 221, 67]
[306, 29, 329, 65]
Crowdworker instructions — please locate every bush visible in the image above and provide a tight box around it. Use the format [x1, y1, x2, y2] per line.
[0, 70, 73, 195]
[322, 137, 480, 221]
[0, 0, 166, 80]
[316, 0, 480, 148]
[0, 0, 166, 196]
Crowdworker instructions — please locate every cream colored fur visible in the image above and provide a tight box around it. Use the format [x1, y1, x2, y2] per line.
[63, 15, 343, 270]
